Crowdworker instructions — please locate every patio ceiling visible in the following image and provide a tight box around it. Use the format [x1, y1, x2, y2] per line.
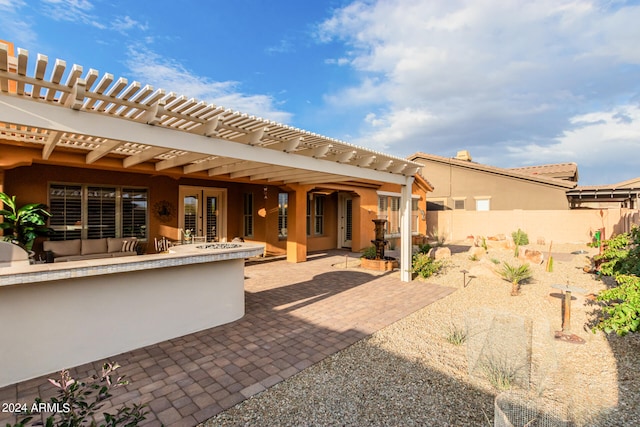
[0, 44, 420, 186]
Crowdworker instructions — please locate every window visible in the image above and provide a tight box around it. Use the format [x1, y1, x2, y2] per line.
[278, 193, 288, 238]
[378, 194, 420, 235]
[306, 197, 312, 236]
[243, 193, 254, 237]
[49, 184, 148, 241]
[49, 184, 82, 240]
[476, 198, 490, 211]
[314, 195, 325, 235]
[122, 188, 148, 239]
[306, 195, 325, 236]
[454, 199, 465, 210]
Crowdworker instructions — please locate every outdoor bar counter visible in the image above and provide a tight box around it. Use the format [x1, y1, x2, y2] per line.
[0, 242, 264, 388]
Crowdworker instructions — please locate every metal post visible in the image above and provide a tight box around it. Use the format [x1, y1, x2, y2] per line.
[562, 290, 572, 332]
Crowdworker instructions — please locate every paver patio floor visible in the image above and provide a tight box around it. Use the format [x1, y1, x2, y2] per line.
[0, 251, 455, 427]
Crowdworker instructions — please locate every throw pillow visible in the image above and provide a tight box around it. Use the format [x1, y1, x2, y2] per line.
[121, 239, 138, 253]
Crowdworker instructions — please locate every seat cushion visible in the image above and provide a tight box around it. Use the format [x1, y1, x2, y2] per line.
[43, 239, 81, 257]
[107, 237, 138, 253]
[81, 238, 108, 255]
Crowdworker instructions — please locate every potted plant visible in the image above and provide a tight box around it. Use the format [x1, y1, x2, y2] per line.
[0, 192, 52, 252]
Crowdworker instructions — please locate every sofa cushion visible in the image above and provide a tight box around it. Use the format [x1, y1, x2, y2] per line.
[81, 238, 108, 255]
[43, 239, 81, 257]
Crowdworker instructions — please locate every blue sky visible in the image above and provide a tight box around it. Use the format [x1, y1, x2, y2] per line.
[1, 0, 639, 185]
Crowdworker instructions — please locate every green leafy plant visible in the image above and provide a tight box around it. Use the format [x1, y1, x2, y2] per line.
[596, 274, 640, 336]
[490, 258, 501, 265]
[360, 245, 377, 260]
[499, 261, 532, 296]
[11, 362, 147, 427]
[511, 228, 529, 258]
[481, 237, 488, 252]
[469, 254, 479, 261]
[511, 229, 529, 246]
[417, 243, 432, 254]
[0, 192, 52, 251]
[412, 253, 444, 279]
[593, 226, 640, 336]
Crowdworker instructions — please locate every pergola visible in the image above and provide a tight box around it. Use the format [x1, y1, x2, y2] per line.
[0, 43, 421, 281]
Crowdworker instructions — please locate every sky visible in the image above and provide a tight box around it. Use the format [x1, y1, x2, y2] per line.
[1, 0, 639, 186]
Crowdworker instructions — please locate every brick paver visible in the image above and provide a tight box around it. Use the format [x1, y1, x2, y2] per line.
[0, 251, 455, 426]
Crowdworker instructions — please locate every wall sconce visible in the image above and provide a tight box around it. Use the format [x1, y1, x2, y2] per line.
[263, 187, 268, 199]
[419, 209, 426, 221]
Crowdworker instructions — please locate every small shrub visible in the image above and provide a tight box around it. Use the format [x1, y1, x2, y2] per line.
[490, 258, 501, 265]
[481, 237, 488, 251]
[481, 357, 520, 390]
[12, 362, 147, 427]
[595, 274, 640, 336]
[511, 229, 529, 246]
[593, 226, 640, 336]
[445, 323, 467, 345]
[499, 261, 532, 296]
[418, 243, 432, 254]
[469, 254, 479, 261]
[412, 253, 444, 278]
[361, 245, 377, 260]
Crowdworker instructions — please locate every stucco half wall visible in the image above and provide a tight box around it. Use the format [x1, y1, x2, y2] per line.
[0, 245, 263, 387]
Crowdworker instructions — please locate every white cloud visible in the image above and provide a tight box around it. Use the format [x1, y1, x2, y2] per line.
[317, 0, 640, 183]
[111, 15, 147, 34]
[41, 0, 106, 29]
[125, 46, 293, 123]
[0, 0, 36, 47]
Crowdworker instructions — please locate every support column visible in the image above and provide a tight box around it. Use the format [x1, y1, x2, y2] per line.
[286, 186, 308, 263]
[400, 176, 415, 282]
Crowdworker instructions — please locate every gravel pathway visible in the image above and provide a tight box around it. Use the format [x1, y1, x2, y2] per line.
[203, 242, 640, 426]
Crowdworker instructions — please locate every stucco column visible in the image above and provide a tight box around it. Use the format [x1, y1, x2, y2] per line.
[286, 187, 307, 263]
[400, 176, 415, 282]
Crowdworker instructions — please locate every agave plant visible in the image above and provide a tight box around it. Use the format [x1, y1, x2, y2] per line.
[0, 192, 52, 251]
[499, 261, 532, 296]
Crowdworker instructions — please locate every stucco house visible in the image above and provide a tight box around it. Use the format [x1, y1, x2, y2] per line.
[408, 151, 577, 212]
[0, 40, 431, 282]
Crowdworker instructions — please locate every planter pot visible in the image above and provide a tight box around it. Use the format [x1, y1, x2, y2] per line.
[360, 257, 398, 271]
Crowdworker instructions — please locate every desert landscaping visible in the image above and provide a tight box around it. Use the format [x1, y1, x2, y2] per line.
[205, 236, 640, 426]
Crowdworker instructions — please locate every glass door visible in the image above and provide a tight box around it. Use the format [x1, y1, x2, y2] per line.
[179, 186, 226, 242]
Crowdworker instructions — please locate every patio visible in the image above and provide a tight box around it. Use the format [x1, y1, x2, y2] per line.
[0, 251, 454, 427]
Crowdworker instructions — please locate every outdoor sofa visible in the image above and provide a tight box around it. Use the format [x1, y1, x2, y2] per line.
[43, 237, 139, 262]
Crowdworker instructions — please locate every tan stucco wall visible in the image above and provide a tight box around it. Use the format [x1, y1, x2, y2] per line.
[427, 208, 639, 244]
[418, 160, 570, 210]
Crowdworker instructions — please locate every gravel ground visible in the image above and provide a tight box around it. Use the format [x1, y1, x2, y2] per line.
[204, 241, 640, 426]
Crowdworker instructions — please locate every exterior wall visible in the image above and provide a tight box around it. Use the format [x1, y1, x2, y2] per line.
[417, 160, 570, 210]
[427, 208, 640, 244]
[5, 164, 281, 252]
[0, 255, 246, 387]
[3, 163, 425, 257]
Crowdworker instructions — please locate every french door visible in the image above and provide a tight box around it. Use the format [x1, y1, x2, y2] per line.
[338, 193, 353, 248]
[179, 186, 226, 242]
